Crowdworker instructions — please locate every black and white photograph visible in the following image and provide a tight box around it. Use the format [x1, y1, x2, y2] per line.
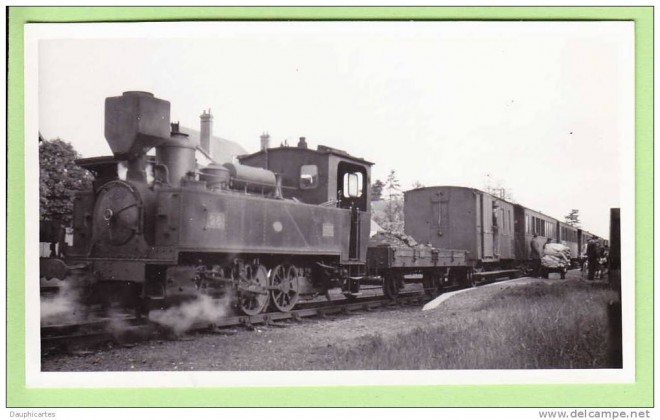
[26, 20, 635, 387]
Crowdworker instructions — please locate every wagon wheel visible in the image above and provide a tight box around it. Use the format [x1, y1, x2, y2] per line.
[423, 273, 442, 297]
[468, 268, 479, 287]
[238, 265, 270, 316]
[383, 272, 400, 300]
[270, 264, 300, 312]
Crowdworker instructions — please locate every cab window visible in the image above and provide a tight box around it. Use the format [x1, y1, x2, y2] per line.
[299, 165, 318, 189]
[342, 172, 363, 198]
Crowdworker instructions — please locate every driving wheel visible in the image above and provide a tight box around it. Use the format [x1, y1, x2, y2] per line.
[238, 264, 270, 316]
[270, 264, 300, 312]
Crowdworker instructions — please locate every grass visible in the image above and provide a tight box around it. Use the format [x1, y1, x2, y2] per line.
[325, 281, 621, 369]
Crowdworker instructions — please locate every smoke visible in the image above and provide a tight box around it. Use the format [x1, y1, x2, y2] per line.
[40, 279, 85, 326]
[148, 295, 231, 335]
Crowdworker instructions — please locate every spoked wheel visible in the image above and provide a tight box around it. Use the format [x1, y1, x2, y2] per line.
[270, 264, 300, 312]
[383, 272, 401, 300]
[237, 265, 270, 316]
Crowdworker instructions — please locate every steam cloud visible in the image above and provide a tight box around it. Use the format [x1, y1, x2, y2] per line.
[40, 279, 84, 326]
[149, 295, 231, 335]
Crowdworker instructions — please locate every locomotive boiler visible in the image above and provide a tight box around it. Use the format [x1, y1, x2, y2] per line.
[62, 91, 372, 316]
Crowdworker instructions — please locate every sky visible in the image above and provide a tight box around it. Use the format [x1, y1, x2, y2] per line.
[36, 21, 634, 238]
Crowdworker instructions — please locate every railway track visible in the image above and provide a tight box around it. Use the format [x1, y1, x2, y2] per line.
[41, 291, 429, 355]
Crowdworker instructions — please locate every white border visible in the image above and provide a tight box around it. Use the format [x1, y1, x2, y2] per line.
[24, 21, 636, 388]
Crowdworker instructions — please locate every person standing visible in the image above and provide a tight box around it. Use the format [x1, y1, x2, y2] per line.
[586, 239, 599, 281]
[530, 234, 542, 277]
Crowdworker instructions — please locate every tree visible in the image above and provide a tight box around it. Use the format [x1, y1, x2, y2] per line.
[385, 170, 401, 201]
[371, 179, 385, 201]
[412, 180, 425, 189]
[40, 138, 93, 225]
[379, 170, 403, 232]
[483, 173, 514, 202]
[564, 209, 581, 227]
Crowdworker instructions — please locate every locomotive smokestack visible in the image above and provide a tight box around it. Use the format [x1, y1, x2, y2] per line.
[260, 132, 270, 151]
[105, 91, 171, 181]
[200, 109, 213, 157]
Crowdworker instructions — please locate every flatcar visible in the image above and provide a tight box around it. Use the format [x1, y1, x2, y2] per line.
[366, 233, 470, 298]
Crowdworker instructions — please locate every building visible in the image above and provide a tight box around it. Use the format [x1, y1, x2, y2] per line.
[179, 109, 247, 165]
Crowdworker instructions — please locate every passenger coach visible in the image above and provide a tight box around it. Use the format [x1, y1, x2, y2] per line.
[404, 186, 516, 271]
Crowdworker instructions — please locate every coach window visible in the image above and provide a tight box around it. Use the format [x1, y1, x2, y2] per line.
[300, 165, 319, 189]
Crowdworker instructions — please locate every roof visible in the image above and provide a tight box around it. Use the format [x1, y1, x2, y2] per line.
[405, 185, 565, 225]
[179, 126, 247, 164]
[406, 185, 517, 207]
[239, 144, 373, 166]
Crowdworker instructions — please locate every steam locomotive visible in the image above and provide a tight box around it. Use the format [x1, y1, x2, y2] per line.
[41, 91, 607, 318]
[48, 91, 372, 316]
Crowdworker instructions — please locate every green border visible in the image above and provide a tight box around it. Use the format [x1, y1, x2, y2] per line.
[7, 6, 653, 407]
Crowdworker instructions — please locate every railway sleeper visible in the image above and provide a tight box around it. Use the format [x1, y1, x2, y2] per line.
[473, 269, 520, 283]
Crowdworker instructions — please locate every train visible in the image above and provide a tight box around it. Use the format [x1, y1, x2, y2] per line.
[403, 186, 606, 274]
[40, 91, 608, 318]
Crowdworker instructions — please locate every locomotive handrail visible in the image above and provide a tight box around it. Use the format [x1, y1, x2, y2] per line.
[320, 199, 339, 207]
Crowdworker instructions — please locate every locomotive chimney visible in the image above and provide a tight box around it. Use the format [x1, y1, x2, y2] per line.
[297, 136, 308, 149]
[200, 109, 213, 157]
[157, 122, 197, 187]
[105, 91, 170, 182]
[260, 132, 270, 151]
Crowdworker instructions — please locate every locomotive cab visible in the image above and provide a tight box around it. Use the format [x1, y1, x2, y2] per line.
[239, 141, 372, 263]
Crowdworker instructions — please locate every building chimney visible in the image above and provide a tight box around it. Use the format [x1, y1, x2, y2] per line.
[260, 132, 270, 151]
[297, 136, 308, 149]
[200, 109, 213, 156]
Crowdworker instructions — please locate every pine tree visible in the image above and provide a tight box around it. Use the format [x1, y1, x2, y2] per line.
[564, 209, 581, 227]
[382, 170, 403, 232]
[371, 179, 385, 201]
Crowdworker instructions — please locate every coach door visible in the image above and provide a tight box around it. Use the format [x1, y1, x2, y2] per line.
[479, 194, 497, 261]
[337, 162, 367, 260]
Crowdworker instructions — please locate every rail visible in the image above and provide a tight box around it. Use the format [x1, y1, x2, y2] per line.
[41, 292, 426, 354]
